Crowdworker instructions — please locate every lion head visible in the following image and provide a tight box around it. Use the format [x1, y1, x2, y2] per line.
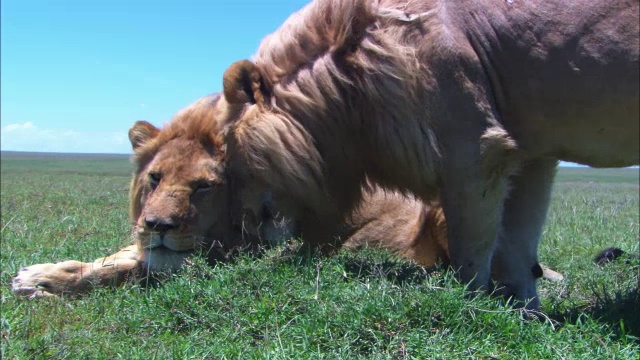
[127, 94, 294, 272]
[214, 1, 432, 248]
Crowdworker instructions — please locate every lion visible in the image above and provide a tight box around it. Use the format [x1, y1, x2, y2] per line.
[12, 94, 563, 299]
[217, 0, 638, 309]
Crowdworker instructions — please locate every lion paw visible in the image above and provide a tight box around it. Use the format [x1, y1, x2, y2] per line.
[12, 262, 81, 298]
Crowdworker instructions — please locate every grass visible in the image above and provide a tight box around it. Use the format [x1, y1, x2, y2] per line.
[1, 153, 638, 359]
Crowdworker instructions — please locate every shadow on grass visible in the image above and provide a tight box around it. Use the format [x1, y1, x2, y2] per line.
[549, 285, 640, 339]
[340, 257, 443, 286]
[274, 242, 445, 286]
[550, 253, 640, 339]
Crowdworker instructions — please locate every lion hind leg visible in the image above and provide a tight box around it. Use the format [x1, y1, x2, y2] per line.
[492, 158, 557, 310]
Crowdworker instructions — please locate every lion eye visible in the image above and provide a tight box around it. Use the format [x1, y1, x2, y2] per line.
[195, 182, 215, 193]
[148, 172, 161, 190]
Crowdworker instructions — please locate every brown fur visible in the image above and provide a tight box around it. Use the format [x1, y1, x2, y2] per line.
[220, 0, 638, 309]
[342, 192, 449, 268]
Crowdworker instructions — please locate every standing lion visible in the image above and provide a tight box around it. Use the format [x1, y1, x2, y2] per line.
[218, 0, 638, 309]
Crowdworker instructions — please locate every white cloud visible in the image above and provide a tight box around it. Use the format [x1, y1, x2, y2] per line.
[1, 122, 131, 154]
[3, 122, 35, 132]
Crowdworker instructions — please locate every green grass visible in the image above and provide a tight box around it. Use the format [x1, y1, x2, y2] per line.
[1, 153, 639, 359]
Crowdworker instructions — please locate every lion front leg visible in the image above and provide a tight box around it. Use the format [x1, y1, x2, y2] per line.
[491, 158, 557, 310]
[439, 125, 521, 298]
[441, 175, 510, 295]
[12, 244, 143, 298]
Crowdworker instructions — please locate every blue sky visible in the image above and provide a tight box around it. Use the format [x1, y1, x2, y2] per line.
[0, 1, 611, 167]
[1, 0, 309, 153]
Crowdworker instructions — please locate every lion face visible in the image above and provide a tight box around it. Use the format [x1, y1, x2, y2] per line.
[132, 132, 232, 271]
[137, 138, 227, 247]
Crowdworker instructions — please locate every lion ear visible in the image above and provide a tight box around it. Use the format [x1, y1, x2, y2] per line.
[223, 60, 269, 107]
[128, 121, 160, 150]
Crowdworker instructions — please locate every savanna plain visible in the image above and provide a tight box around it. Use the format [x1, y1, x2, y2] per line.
[1, 151, 638, 359]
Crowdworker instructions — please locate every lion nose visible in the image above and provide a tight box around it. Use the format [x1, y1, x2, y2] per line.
[144, 217, 178, 233]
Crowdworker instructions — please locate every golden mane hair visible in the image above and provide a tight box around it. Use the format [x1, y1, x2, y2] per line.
[130, 95, 224, 169]
[226, 0, 444, 217]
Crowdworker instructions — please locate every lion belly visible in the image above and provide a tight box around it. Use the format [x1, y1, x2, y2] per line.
[460, 0, 639, 167]
[497, 55, 639, 167]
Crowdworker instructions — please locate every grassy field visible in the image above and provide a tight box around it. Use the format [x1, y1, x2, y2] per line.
[1, 152, 638, 359]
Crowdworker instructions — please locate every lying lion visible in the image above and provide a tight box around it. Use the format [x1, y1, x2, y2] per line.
[12, 95, 562, 298]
